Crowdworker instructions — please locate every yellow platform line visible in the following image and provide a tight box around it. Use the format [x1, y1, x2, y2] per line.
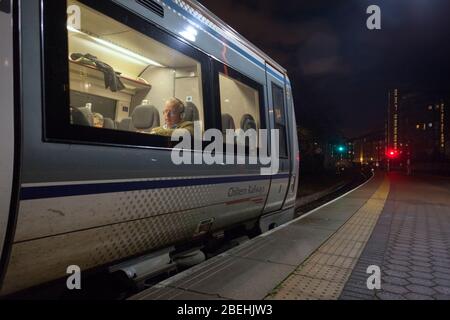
[266, 176, 390, 300]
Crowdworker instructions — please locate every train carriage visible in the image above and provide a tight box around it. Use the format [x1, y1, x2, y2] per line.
[0, 0, 299, 296]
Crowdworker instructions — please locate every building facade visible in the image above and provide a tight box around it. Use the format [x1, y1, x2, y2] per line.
[351, 131, 385, 165]
[388, 89, 449, 162]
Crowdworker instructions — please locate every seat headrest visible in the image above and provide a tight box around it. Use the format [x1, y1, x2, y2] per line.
[71, 107, 91, 127]
[132, 105, 160, 130]
[183, 101, 199, 122]
[240, 114, 257, 131]
[103, 118, 115, 129]
[221, 113, 236, 133]
[118, 117, 134, 131]
[77, 107, 94, 126]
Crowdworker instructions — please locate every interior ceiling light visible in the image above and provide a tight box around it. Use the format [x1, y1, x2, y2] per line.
[67, 26, 163, 67]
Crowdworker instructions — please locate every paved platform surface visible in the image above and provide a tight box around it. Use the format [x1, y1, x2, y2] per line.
[268, 175, 389, 299]
[130, 172, 450, 300]
[340, 173, 450, 300]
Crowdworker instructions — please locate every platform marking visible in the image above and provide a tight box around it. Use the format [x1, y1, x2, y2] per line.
[267, 176, 390, 300]
[259, 172, 375, 238]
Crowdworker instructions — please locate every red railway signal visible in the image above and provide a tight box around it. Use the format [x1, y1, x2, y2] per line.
[386, 149, 399, 159]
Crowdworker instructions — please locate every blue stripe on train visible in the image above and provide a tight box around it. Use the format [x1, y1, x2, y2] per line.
[20, 174, 290, 200]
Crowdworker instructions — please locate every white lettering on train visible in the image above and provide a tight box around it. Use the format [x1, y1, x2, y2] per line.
[171, 124, 280, 175]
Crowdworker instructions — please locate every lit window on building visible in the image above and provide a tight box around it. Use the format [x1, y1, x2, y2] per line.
[416, 124, 420, 129]
[428, 105, 433, 111]
[429, 123, 433, 128]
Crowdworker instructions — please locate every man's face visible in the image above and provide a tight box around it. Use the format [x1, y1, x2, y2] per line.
[163, 101, 182, 127]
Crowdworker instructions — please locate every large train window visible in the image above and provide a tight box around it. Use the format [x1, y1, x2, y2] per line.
[213, 62, 265, 152]
[272, 83, 288, 158]
[43, 0, 211, 148]
[219, 73, 260, 132]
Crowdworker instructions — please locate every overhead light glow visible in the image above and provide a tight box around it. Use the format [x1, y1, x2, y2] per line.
[67, 25, 163, 67]
[67, 25, 82, 34]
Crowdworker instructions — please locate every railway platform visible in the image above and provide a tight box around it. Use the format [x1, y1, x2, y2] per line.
[130, 171, 450, 300]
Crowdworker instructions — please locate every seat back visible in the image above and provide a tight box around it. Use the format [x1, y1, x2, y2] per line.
[132, 104, 160, 132]
[118, 117, 134, 131]
[240, 114, 257, 131]
[103, 118, 115, 129]
[70, 107, 91, 127]
[221, 113, 236, 133]
[183, 102, 199, 122]
[77, 106, 94, 126]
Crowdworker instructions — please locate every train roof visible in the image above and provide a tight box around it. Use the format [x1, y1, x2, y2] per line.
[183, 0, 288, 75]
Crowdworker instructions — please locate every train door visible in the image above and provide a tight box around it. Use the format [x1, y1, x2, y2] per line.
[283, 85, 299, 209]
[0, 1, 16, 264]
[263, 64, 291, 213]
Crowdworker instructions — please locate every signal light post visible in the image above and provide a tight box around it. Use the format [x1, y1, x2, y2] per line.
[336, 145, 346, 160]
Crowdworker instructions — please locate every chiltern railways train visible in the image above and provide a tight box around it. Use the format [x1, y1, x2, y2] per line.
[0, 0, 298, 296]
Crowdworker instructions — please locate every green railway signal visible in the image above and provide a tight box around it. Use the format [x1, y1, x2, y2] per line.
[336, 145, 346, 153]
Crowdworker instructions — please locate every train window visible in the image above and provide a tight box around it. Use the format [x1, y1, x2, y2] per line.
[219, 73, 261, 134]
[43, 0, 211, 149]
[272, 83, 288, 158]
[213, 62, 265, 154]
[67, 0, 204, 136]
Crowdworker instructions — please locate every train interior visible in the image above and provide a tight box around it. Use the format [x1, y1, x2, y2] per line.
[67, 0, 261, 138]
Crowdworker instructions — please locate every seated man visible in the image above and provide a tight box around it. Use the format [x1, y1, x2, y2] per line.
[150, 98, 194, 137]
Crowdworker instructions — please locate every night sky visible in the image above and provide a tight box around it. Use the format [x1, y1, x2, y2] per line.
[198, 0, 450, 138]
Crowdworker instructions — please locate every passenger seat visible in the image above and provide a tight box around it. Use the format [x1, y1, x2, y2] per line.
[117, 118, 135, 131]
[221, 113, 236, 133]
[131, 105, 160, 133]
[183, 102, 200, 122]
[240, 114, 257, 131]
[70, 107, 91, 127]
[103, 118, 115, 129]
[77, 106, 94, 126]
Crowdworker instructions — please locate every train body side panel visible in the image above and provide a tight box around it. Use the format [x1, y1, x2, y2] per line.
[2, 178, 268, 295]
[0, 2, 15, 268]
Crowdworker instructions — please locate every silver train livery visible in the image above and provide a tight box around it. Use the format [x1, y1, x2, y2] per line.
[0, 0, 299, 296]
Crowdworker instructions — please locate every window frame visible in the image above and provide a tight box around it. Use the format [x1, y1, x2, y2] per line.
[211, 59, 267, 154]
[41, 0, 213, 150]
[271, 82, 289, 159]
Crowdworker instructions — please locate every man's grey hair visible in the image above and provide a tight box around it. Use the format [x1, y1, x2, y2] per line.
[93, 112, 104, 121]
[166, 97, 185, 114]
